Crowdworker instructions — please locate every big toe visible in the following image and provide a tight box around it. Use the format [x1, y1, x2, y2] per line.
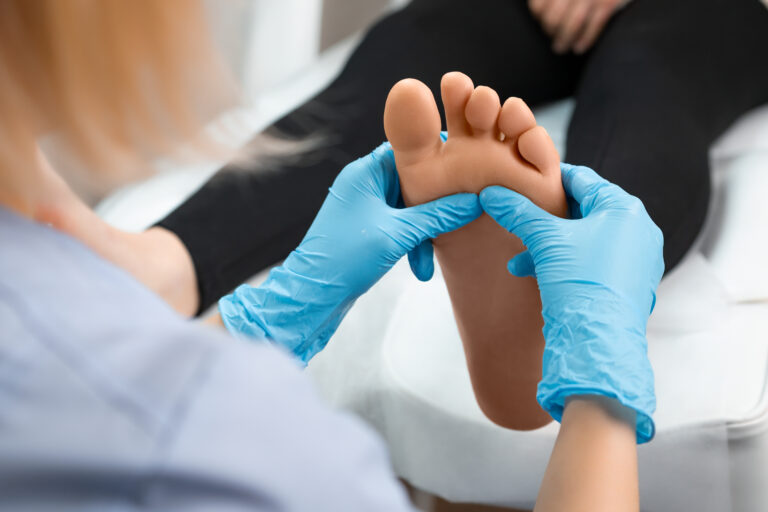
[384, 78, 442, 156]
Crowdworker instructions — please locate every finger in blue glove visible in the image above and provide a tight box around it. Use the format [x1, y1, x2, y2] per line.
[220, 143, 481, 364]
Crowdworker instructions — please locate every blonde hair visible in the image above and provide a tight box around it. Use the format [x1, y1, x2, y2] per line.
[0, 0, 235, 191]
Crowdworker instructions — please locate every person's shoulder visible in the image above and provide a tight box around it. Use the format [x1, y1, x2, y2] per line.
[0, 206, 290, 434]
[0, 275, 297, 442]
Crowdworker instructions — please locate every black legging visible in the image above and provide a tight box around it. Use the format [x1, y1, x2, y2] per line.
[158, 0, 768, 314]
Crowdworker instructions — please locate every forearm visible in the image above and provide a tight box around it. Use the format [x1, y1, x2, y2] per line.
[534, 395, 639, 512]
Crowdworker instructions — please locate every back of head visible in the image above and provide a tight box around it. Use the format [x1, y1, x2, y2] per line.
[0, 0, 235, 195]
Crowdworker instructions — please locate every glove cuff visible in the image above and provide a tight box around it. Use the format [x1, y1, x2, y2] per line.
[218, 262, 355, 365]
[538, 294, 656, 443]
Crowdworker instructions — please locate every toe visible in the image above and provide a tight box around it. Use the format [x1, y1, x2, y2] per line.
[498, 97, 537, 141]
[441, 72, 474, 137]
[384, 78, 442, 156]
[517, 126, 560, 176]
[464, 86, 501, 137]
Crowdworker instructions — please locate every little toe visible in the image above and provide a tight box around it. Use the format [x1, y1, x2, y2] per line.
[441, 72, 474, 137]
[464, 86, 501, 137]
[384, 78, 442, 157]
[498, 97, 537, 141]
[517, 125, 560, 176]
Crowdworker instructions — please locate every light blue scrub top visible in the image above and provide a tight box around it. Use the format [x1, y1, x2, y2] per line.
[0, 207, 414, 511]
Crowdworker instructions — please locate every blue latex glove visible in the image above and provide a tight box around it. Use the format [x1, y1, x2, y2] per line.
[480, 163, 664, 443]
[219, 142, 482, 365]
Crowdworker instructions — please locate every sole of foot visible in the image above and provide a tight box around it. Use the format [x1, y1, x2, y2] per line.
[384, 71, 567, 430]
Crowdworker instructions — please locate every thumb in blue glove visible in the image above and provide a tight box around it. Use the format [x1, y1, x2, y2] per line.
[219, 142, 481, 364]
[406, 130, 451, 281]
[480, 163, 664, 443]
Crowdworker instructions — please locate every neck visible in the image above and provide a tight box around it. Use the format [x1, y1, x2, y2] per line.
[0, 147, 85, 227]
[0, 151, 44, 219]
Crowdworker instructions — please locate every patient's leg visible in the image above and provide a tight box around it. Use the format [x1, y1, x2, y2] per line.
[384, 72, 566, 430]
[566, 0, 768, 271]
[155, 0, 581, 314]
[31, 154, 198, 316]
[38, 0, 580, 316]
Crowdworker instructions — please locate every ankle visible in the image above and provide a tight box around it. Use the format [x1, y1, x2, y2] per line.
[127, 227, 200, 317]
[42, 203, 201, 317]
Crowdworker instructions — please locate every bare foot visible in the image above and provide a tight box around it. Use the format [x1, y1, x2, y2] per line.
[384, 72, 567, 430]
[32, 153, 199, 316]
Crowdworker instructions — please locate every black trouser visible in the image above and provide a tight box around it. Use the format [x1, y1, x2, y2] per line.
[158, 0, 768, 314]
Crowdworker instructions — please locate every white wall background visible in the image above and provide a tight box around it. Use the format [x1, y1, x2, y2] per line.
[96, 0, 409, 225]
[206, 0, 407, 100]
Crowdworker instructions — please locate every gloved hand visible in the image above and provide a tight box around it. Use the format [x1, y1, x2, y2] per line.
[219, 142, 482, 365]
[480, 163, 664, 443]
